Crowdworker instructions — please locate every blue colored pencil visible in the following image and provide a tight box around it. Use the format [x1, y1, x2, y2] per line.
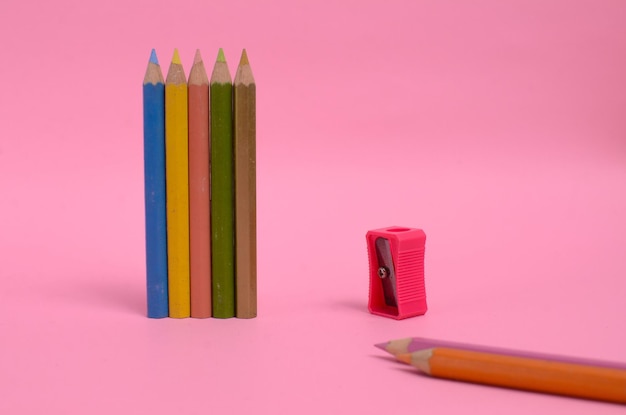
[143, 49, 168, 318]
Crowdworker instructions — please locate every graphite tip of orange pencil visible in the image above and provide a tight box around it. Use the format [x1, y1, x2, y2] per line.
[396, 353, 412, 364]
[397, 349, 433, 374]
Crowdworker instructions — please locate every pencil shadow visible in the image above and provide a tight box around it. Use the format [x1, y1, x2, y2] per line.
[331, 299, 370, 314]
[46, 274, 145, 317]
[393, 366, 424, 376]
[370, 354, 398, 363]
[373, 354, 428, 378]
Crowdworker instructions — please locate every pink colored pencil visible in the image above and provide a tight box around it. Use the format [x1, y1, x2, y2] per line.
[188, 49, 211, 318]
[376, 337, 626, 370]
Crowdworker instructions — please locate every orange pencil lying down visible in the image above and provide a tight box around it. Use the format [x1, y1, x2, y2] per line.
[397, 347, 626, 404]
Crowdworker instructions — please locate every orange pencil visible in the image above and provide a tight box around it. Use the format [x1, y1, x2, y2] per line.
[397, 347, 626, 404]
[188, 50, 211, 318]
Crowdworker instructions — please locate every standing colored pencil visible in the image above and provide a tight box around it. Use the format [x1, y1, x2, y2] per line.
[397, 347, 626, 404]
[210, 48, 234, 318]
[165, 49, 190, 318]
[143, 49, 168, 318]
[375, 337, 626, 370]
[188, 49, 211, 318]
[234, 49, 257, 319]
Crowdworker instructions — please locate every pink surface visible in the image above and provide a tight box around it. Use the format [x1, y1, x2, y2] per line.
[1, 0, 626, 413]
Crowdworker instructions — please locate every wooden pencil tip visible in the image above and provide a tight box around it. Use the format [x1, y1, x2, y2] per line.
[239, 49, 249, 66]
[385, 338, 413, 355]
[374, 342, 389, 352]
[217, 48, 226, 63]
[166, 49, 186, 83]
[405, 349, 433, 374]
[149, 49, 159, 65]
[189, 49, 209, 84]
[233, 49, 254, 85]
[172, 48, 182, 65]
[144, 49, 165, 84]
[193, 49, 203, 64]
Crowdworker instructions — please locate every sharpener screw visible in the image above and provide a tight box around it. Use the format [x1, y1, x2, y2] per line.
[378, 267, 389, 279]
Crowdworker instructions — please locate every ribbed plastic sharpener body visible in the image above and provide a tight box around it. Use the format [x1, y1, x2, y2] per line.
[366, 226, 427, 319]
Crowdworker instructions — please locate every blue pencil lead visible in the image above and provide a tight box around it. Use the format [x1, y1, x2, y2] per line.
[149, 49, 159, 65]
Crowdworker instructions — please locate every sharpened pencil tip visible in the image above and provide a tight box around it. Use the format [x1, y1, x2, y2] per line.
[193, 49, 203, 64]
[172, 48, 182, 65]
[217, 48, 226, 63]
[149, 49, 159, 65]
[374, 343, 388, 351]
[382, 338, 413, 355]
[239, 49, 249, 66]
[189, 49, 209, 85]
[403, 349, 433, 374]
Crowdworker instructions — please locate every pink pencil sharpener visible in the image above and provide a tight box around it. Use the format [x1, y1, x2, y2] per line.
[366, 226, 427, 320]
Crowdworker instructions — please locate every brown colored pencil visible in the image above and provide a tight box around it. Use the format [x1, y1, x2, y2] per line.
[234, 49, 257, 318]
[398, 347, 626, 404]
[188, 49, 211, 318]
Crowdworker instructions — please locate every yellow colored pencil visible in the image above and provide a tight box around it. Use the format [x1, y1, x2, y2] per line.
[165, 49, 190, 318]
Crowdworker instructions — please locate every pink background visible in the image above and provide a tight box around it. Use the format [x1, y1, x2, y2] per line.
[1, 0, 626, 413]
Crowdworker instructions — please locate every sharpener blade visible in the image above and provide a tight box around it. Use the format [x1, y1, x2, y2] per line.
[375, 237, 397, 307]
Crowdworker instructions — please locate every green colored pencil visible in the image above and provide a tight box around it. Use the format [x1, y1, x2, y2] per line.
[210, 48, 234, 318]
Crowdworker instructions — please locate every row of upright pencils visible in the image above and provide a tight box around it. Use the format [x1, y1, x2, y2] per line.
[143, 48, 256, 319]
